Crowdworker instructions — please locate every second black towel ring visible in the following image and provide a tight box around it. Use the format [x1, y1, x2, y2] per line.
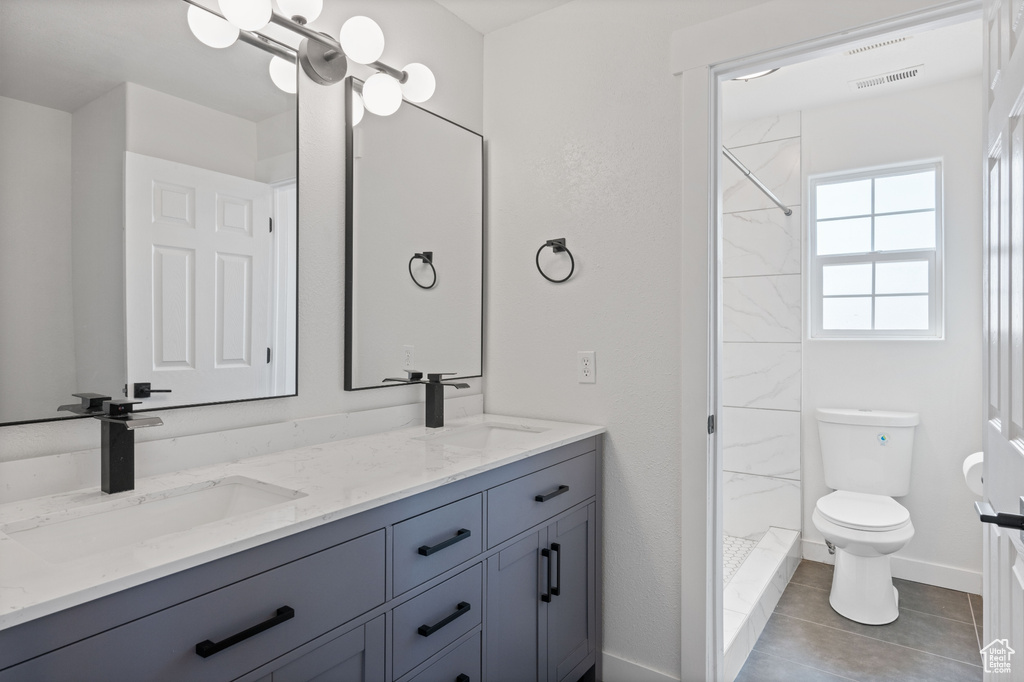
[409, 252, 437, 289]
[536, 238, 575, 283]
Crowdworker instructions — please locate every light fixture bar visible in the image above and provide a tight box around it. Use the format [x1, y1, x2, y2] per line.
[238, 31, 296, 62]
[369, 60, 406, 83]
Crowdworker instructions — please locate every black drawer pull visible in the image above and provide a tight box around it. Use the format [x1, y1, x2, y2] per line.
[535, 485, 569, 502]
[456, 675, 470, 682]
[195, 606, 294, 658]
[419, 528, 472, 556]
[418, 601, 471, 637]
[541, 547, 553, 602]
[551, 542, 561, 597]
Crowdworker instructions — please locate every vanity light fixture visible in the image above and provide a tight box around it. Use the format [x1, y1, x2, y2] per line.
[183, 0, 434, 115]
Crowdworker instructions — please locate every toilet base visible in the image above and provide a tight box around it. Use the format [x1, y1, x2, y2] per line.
[828, 549, 900, 625]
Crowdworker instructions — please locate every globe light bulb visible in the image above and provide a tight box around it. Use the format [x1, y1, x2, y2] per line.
[339, 16, 385, 65]
[351, 92, 365, 126]
[269, 56, 297, 94]
[361, 73, 402, 116]
[219, 0, 272, 31]
[276, 0, 322, 23]
[187, 5, 239, 48]
[400, 63, 435, 103]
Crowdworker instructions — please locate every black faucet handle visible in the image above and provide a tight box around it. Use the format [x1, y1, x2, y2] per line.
[58, 393, 112, 415]
[426, 372, 458, 383]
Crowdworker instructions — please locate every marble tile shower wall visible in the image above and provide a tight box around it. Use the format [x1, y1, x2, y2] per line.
[721, 113, 802, 541]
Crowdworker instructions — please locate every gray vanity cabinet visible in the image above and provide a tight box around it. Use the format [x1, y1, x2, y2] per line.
[0, 436, 600, 682]
[485, 504, 596, 682]
[257, 616, 386, 682]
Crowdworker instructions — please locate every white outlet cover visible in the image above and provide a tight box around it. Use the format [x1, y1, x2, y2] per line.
[577, 351, 596, 383]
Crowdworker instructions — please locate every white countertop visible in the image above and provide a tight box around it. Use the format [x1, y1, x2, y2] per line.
[0, 414, 603, 632]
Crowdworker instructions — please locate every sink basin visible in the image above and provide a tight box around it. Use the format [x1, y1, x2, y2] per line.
[413, 422, 549, 450]
[2, 476, 306, 563]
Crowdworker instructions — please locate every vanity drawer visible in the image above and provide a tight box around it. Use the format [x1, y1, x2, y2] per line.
[0, 530, 385, 682]
[392, 564, 482, 679]
[487, 452, 596, 547]
[393, 494, 483, 595]
[406, 631, 481, 682]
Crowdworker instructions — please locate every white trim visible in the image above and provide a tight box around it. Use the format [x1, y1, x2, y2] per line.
[602, 652, 680, 682]
[801, 538, 982, 593]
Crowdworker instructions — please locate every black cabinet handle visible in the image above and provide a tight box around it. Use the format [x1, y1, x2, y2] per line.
[541, 548, 553, 602]
[535, 485, 569, 502]
[550, 542, 561, 597]
[195, 606, 294, 658]
[456, 675, 470, 682]
[419, 528, 472, 556]
[418, 602, 471, 637]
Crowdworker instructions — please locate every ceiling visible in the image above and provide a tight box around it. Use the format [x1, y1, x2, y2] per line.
[433, 0, 573, 34]
[722, 18, 982, 122]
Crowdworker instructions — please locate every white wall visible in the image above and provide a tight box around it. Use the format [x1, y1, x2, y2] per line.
[0, 96, 76, 422]
[0, 0, 482, 461]
[800, 76, 984, 587]
[482, 2, 771, 678]
[71, 85, 129, 402]
[126, 82, 259, 180]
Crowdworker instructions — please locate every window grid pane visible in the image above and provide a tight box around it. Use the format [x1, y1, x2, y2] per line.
[811, 163, 940, 337]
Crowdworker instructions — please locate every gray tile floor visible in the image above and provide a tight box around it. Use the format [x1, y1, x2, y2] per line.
[736, 560, 984, 681]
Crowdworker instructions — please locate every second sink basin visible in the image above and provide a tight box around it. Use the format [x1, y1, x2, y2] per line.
[413, 422, 549, 450]
[2, 476, 306, 563]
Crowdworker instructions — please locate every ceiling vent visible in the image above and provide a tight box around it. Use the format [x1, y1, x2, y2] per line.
[850, 64, 924, 91]
[845, 36, 911, 55]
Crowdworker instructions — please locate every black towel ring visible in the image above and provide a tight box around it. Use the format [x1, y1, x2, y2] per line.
[536, 238, 575, 283]
[409, 252, 437, 289]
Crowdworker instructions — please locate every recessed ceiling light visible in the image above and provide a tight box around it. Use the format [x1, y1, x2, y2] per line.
[732, 68, 779, 82]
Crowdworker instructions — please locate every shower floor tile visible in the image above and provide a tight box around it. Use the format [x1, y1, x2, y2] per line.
[724, 534, 758, 584]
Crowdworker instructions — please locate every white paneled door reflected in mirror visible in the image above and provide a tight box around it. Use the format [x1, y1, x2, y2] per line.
[345, 79, 483, 391]
[0, 0, 298, 425]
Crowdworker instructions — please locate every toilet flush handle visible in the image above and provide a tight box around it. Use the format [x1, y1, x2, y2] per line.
[975, 501, 1024, 530]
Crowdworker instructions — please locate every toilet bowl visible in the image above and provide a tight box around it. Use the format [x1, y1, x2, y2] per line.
[812, 490, 915, 624]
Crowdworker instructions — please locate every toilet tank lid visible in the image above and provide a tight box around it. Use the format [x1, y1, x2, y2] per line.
[816, 408, 919, 427]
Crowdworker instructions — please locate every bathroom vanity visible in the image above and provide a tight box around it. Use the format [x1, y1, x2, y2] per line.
[0, 416, 601, 682]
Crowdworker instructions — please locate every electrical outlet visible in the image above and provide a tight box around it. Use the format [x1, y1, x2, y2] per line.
[402, 345, 415, 370]
[577, 351, 596, 383]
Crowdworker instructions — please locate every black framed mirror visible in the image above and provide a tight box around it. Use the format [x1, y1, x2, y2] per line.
[345, 79, 483, 390]
[0, 0, 298, 425]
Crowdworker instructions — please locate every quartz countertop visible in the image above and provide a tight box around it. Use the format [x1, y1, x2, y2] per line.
[0, 414, 603, 631]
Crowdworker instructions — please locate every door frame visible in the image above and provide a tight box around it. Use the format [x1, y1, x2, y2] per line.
[675, 1, 982, 679]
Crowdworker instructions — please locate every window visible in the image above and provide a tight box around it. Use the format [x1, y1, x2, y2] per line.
[809, 163, 942, 338]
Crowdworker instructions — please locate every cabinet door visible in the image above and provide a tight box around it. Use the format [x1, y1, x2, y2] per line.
[485, 531, 543, 682]
[266, 616, 385, 682]
[544, 504, 595, 682]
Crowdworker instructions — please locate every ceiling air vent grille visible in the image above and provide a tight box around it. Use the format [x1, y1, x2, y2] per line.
[850, 65, 924, 91]
[846, 36, 911, 55]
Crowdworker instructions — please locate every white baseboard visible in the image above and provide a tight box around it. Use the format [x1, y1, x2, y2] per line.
[601, 653, 679, 682]
[801, 539, 981, 594]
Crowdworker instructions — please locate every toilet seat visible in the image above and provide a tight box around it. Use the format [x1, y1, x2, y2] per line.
[816, 491, 910, 532]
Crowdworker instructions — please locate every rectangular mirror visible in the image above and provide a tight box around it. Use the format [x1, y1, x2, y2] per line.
[345, 80, 482, 390]
[0, 0, 298, 425]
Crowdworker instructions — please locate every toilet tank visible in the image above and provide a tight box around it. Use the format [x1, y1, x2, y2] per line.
[816, 408, 919, 496]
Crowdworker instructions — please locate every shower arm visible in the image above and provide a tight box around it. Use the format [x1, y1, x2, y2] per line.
[722, 147, 793, 217]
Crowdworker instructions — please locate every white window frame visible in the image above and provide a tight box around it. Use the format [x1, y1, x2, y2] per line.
[809, 161, 944, 340]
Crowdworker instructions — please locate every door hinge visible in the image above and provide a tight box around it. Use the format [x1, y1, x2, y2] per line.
[267, 347, 272, 364]
[269, 217, 274, 233]
[708, 415, 716, 435]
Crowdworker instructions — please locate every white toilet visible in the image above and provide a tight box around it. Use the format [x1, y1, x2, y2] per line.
[812, 408, 918, 625]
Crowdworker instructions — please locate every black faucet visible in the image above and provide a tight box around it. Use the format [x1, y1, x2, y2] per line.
[383, 371, 470, 428]
[59, 395, 163, 494]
